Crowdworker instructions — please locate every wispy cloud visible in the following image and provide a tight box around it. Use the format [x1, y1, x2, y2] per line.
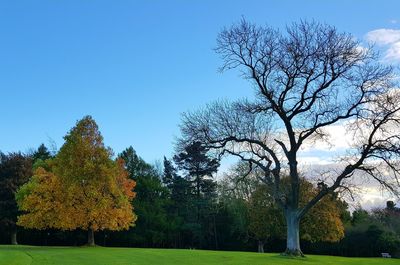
[365, 28, 400, 62]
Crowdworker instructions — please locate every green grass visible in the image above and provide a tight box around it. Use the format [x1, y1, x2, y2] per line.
[0, 245, 398, 265]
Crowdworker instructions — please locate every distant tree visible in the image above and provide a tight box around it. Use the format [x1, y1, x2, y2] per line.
[0, 152, 32, 244]
[31, 144, 53, 172]
[162, 156, 177, 188]
[174, 141, 219, 216]
[162, 157, 190, 212]
[17, 116, 137, 246]
[372, 202, 400, 241]
[174, 141, 220, 248]
[32, 144, 52, 162]
[118, 147, 171, 247]
[218, 162, 258, 248]
[386, 201, 396, 210]
[119, 147, 154, 179]
[178, 19, 400, 255]
[351, 208, 370, 226]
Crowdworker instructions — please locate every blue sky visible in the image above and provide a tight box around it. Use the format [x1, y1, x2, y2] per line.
[1, 0, 400, 164]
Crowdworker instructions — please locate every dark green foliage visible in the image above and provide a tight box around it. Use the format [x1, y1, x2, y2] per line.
[118, 147, 155, 179]
[174, 142, 219, 184]
[307, 205, 400, 257]
[162, 156, 177, 188]
[351, 208, 370, 226]
[32, 144, 52, 162]
[173, 141, 220, 248]
[117, 146, 171, 247]
[31, 144, 53, 171]
[0, 152, 32, 244]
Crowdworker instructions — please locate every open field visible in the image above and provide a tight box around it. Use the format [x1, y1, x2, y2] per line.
[0, 245, 398, 265]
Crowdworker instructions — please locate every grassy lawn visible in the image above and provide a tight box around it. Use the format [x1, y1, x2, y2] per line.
[0, 245, 398, 265]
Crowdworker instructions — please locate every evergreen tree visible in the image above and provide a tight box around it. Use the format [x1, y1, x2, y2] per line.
[162, 156, 177, 189]
[118, 147, 171, 247]
[174, 141, 220, 248]
[32, 144, 52, 162]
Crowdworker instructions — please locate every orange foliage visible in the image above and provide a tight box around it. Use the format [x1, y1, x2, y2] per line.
[17, 116, 137, 233]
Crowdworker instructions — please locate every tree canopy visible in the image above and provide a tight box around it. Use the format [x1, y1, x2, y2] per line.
[17, 116, 137, 246]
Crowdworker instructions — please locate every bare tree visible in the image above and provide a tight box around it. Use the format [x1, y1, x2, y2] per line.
[178, 20, 400, 256]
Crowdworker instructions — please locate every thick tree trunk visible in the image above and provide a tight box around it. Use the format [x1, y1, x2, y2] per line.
[284, 210, 303, 256]
[257, 240, 264, 253]
[11, 230, 18, 245]
[87, 229, 95, 246]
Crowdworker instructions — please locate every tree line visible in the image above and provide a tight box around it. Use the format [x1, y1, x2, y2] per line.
[1, 116, 399, 257]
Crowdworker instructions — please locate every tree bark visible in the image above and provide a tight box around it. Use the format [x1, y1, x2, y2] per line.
[11, 230, 18, 245]
[87, 229, 95, 246]
[284, 210, 303, 256]
[257, 240, 264, 253]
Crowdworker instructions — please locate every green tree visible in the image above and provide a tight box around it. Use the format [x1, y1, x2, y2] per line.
[119, 146, 171, 247]
[31, 143, 53, 172]
[32, 144, 52, 162]
[174, 141, 219, 218]
[174, 141, 219, 248]
[0, 152, 32, 244]
[162, 157, 191, 247]
[162, 156, 177, 189]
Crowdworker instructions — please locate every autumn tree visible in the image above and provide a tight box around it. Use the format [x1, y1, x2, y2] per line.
[248, 184, 283, 253]
[17, 116, 137, 246]
[16, 166, 64, 231]
[0, 152, 32, 244]
[248, 181, 346, 253]
[224, 163, 345, 252]
[296, 179, 345, 243]
[178, 20, 400, 255]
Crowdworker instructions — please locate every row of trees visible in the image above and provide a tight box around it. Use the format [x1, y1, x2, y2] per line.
[0, 118, 399, 256]
[1, 118, 397, 256]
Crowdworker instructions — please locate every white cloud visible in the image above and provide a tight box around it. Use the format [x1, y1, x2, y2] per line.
[299, 123, 354, 152]
[300, 163, 399, 210]
[357, 187, 398, 210]
[365, 28, 400, 62]
[366, 29, 400, 44]
[386, 41, 400, 61]
[297, 156, 333, 166]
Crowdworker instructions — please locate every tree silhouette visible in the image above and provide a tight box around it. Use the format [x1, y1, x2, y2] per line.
[178, 19, 400, 255]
